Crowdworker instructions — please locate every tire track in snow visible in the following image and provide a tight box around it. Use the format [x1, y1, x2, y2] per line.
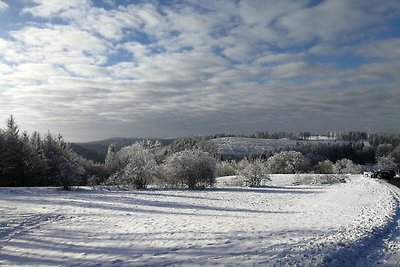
[0, 214, 64, 250]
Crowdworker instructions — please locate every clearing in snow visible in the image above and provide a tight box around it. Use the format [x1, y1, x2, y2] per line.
[0, 175, 400, 266]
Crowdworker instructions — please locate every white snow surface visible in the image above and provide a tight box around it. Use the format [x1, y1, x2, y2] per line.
[1, 175, 400, 266]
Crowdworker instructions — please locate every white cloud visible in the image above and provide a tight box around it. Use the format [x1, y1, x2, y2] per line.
[357, 38, 400, 59]
[6, 25, 109, 64]
[66, 64, 110, 78]
[22, 0, 91, 17]
[0, 0, 8, 12]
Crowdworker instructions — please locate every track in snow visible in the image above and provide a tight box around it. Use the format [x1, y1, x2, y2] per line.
[0, 214, 64, 250]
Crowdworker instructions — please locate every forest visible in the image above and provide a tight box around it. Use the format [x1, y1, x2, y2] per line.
[1, 115, 399, 189]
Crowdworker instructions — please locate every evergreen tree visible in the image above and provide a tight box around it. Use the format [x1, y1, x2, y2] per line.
[1, 115, 24, 186]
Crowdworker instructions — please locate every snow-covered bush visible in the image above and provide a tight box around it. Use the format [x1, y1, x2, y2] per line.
[314, 160, 333, 174]
[162, 149, 217, 189]
[376, 156, 397, 170]
[57, 158, 86, 190]
[236, 158, 270, 187]
[295, 174, 346, 186]
[266, 151, 308, 174]
[332, 159, 362, 174]
[215, 160, 237, 177]
[107, 144, 159, 189]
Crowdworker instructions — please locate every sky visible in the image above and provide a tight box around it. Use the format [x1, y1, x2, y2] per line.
[0, 0, 400, 142]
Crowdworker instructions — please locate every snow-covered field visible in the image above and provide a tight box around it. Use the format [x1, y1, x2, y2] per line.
[1, 175, 400, 266]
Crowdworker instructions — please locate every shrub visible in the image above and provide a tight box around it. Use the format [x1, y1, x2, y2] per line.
[376, 156, 397, 170]
[56, 158, 85, 190]
[236, 158, 270, 187]
[215, 161, 237, 177]
[266, 151, 308, 174]
[332, 158, 362, 174]
[294, 174, 346, 186]
[162, 149, 217, 189]
[314, 160, 333, 174]
[106, 144, 159, 189]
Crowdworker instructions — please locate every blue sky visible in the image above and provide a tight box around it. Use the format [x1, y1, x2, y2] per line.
[0, 0, 399, 141]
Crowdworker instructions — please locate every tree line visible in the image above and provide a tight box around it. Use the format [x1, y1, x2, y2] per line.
[0, 115, 104, 189]
[1, 115, 399, 190]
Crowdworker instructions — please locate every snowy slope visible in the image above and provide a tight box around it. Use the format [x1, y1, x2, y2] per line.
[0, 175, 399, 266]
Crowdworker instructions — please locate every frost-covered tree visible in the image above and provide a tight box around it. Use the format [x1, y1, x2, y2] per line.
[0, 130, 7, 181]
[332, 158, 361, 174]
[0, 115, 88, 188]
[161, 136, 213, 159]
[105, 144, 119, 175]
[390, 145, 400, 169]
[236, 158, 270, 187]
[0, 115, 25, 186]
[163, 149, 217, 189]
[215, 160, 237, 177]
[314, 160, 333, 174]
[376, 144, 394, 157]
[20, 131, 47, 185]
[42, 133, 85, 189]
[107, 144, 159, 189]
[266, 151, 308, 174]
[376, 156, 397, 170]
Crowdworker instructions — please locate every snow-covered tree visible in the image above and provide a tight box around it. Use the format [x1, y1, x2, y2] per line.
[163, 149, 217, 189]
[332, 158, 361, 174]
[389, 145, 400, 170]
[215, 160, 237, 177]
[376, 156, 397, 170]
[376, 144, 394, 157]
[0, 130, 7, 181]
[105, 144, 119, 175]
[42, 133, 85, 189]
[236, 158, 270, 187]
[314, 160, 333, 174]
[107, 144, 159, 189]
[1, 115, 24, 186]
[266, 151, 308, 174]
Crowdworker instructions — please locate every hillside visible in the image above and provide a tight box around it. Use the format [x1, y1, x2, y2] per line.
[70, 137, 174, 162]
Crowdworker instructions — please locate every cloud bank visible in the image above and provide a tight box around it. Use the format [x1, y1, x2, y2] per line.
[0, 0, 399, 141]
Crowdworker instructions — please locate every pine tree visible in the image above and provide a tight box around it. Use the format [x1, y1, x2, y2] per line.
[1, 115, 24, 186]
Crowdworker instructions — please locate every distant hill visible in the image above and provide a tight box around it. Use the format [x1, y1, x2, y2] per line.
[70, 137, 175, 163]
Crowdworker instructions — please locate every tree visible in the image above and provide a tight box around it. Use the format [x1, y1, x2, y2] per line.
[314, 160, 333, 174]
[376, 144, 394, 157]
[1, 115, 24, 186]
[42, 133, 84, 189]
[163, 149, 217, 189]
[161, 136, 214, 159]
[215, 160, 237, 177]
[105, 144, 119, 175]
[0, 130, 7, 181]
[376, 156, 397, 171]
[236, 158, 270, 187]
[266, 151, 308, 174]
[332, 159, 361, 174]
[107, 144, 159, 189]
[390, 145, 400, 170]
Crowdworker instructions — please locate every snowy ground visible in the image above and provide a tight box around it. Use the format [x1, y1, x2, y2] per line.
[0, 175, 400, 266]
